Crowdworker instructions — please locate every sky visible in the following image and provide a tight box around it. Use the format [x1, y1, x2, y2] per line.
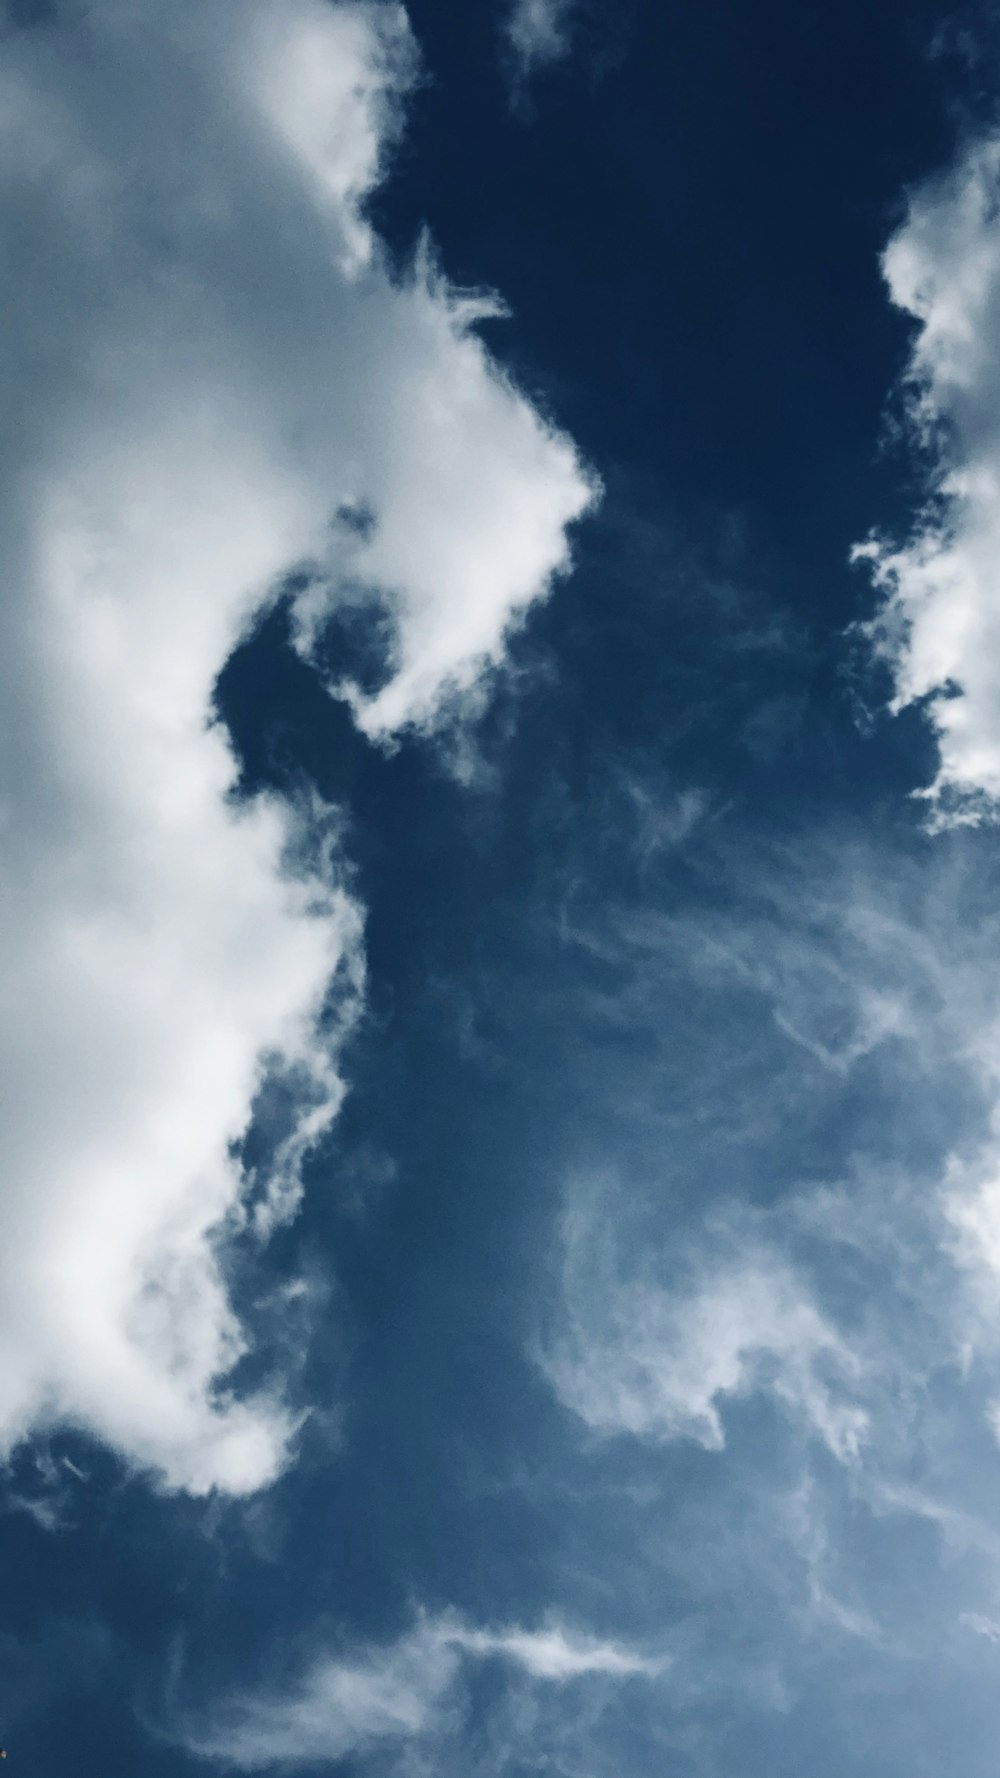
[9, 0, 1000, 1772]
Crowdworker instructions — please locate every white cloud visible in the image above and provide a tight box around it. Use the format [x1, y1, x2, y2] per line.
[849, 128, 1000, 1425]
[184, 1615, 660, 1768]
[0, 0, 592, 1492]
[961, 1611, 1000, 1643]
[945, 1166, 1000, 1287]
[783, 1478, 884, 1645]
[505, 0, 578, 78]
[447, 1622, 666, 1680]
[856, 134, 1000, 823]
[186, 1620, 457, 1769]
[543, 1185, 868, 1461]
[939, 1154, 1000, 1431]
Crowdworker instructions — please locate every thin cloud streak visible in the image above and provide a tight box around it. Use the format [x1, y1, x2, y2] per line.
[183, 1616, 664, 1769]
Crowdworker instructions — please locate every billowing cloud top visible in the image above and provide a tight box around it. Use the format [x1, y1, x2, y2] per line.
[858, 137, 1000, 824]
[0, 0, 593, 1494]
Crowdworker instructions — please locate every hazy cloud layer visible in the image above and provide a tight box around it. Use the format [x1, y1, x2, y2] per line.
[0, 0, 592, 1493]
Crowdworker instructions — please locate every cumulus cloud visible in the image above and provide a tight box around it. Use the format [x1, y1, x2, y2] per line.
[850, 127, 1000, 1438]
[856, 134, 1000, 824]
[184, 1615, 660, 1768]
[0, 0, 592, 1492]
[542, 1184, 868, 1461]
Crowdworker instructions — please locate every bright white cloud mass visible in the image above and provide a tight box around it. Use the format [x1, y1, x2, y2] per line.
[0, 0, 592, 1494]
[859, 133, 1000, 825]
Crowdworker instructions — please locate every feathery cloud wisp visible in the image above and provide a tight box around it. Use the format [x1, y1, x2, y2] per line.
[184, 1615, 662, 1768]
[542, 1182, 868, 1461]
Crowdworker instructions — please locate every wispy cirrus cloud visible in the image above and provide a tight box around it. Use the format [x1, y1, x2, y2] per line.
[0, 0, 593, 1494]
[541, 1179, 869, 1461]
[524, 787, 1000, 1716]
[449, 1620, 666, 1679]
[183, 1615, 663, 1769]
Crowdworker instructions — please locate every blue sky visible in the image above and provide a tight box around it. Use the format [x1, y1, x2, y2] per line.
[7, 0, 1000, 1773]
